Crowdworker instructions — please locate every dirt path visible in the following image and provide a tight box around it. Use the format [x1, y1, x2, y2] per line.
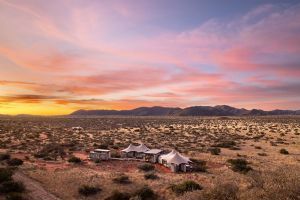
[13, 171, 61, 200]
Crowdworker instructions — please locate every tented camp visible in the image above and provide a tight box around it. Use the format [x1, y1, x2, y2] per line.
[158, 150, 191, 172]
[121, 143, 150, 159]
[144, 149, 163, 163]
[89, 149, 111, 161]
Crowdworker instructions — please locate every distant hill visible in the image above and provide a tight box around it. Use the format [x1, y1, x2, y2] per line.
[70, 105, 300, 116]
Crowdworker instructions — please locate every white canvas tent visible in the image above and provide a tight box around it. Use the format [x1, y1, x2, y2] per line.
[121, 143, 150, 158]
[158, 150, 191, 172]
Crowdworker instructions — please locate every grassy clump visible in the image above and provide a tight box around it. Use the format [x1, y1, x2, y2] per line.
[171, 180, 203, 195]
[7, 159, 23, 166]
[138, 163, 155, 172]
[105, 190, 131, 200]
[78, 185, 101, 196]
[144, 172, 159, 180]
[68, 156, 82, 163]
[113, 174, 131, 184]
[0, 153, 11, 161]
[190, 159, 207, 172]
[133, 186, 157, 200]
[279, 148, 289, 155]
[227, 158, 252, 173]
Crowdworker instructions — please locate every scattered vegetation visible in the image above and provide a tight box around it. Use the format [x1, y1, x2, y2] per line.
[78, 185, 101, 196]
[138, 163, 155, 172]
[171, 180, 203, 195]
[113, 174, 131, 184]
[227, 158, 252, 173]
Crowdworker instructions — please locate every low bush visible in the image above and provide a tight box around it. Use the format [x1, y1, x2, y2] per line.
[0, 181, 25, 193]
[227, 158, 252, 173]
[133, 186, 156, 200]
[171, 180, 203, 195]
[5, 193, 25, 200]
[113, 175, 131, 184]
[7, 158, 23, 166]
[279, 148, 289, 155]
[68, 156, 81, 163]
[0, 168, 13, 183]
[78, 185, 101, 196]
[190, 159, 207, 172]
[138, 163, 155, 172]
[144, 172, 159, 180]
[0, 153, 10, 161]
[105, 190, 130, 200]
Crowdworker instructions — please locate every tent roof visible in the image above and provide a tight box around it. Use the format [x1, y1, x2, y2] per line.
[135, 143, 150, 153]
[121, 143, 150, 153]
[145, 149, 163, 154]
[167, 152, 190, 165]
[121, 144, 137, 152]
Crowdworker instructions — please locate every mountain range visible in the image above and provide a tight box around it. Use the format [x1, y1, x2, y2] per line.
[70, 105, 300, 116]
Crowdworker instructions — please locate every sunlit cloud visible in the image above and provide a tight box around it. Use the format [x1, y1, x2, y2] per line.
[0, 0, 299, 114]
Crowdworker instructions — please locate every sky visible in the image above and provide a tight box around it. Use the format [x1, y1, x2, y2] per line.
[0, 0, 300, 115]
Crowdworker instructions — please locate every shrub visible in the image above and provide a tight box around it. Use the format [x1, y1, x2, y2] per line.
[113, 175, 131, 184]
[7, 159, 23, 166]
[78, 185, 101, 196]
[68, 156, 81, 163]
[190, 159, 207, 172]
[5, 193, 25, 200]
[138, 163, 155, 172]
[133, 186, 156, 200]
[227, 158, 252, 173]
[0, 153, 10, 161]
[0, 181, 25, 193]
[144, 172, 159, 180]
[257, 153, 267, 156]
[105, 190, 131, 200]
[279, 148, 289, 155]
[171, 180, 203, 195]
[0, 168, 13, 183]
[209, 147, 221, 155]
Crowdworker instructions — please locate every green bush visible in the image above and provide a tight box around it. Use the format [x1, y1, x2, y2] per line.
[113, 175, 131, 184]
[105, 190, 130, 200]
[78, 185, 101, 196]
[0, 181, 25, 193]
[144, 172, 159, 180]
[138, 163, 155, 172]
[0, 168, 13, 183]
[227, 158, 252, 173]
[68, 156, 81, 163]
[0, 153, 10, 161]
[7, 159, 23, 166]
[279, 149, 289, 155]
[171, 180, 203, 195]
[133, 186, 156, 200]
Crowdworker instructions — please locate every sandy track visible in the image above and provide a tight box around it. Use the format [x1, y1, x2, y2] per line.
[13, 171, 61, 200]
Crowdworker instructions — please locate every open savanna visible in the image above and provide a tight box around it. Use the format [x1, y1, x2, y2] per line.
[0, 116, 299, 200]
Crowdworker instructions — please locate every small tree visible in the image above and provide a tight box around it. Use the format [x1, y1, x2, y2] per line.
[279, 149, 289, 155]
[68, 156, 81, 163]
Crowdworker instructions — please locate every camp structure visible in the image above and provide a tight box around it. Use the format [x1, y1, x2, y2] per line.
[89, 149, 111, 161]
[121, 143, 150, 159]
[144, 149, 163, 163]
[158, 150, 191, 172]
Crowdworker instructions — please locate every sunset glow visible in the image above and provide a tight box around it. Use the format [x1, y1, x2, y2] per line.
[0, 0, 300, 115]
